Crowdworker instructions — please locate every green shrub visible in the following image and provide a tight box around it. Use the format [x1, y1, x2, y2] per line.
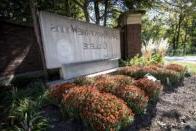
[0, 81, 50, 130]
[8, 98, 48, 131]
[63, 87, 134, 131]
[150, 53, 163, 64]
[119, 59, 129, 67]
[119, 53, 163, 67]
[129, 55, 146, 66]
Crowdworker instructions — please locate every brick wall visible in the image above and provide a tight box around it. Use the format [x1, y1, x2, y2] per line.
[127, 24, 142, 57]
[0, 21, 43, 77]
[120, 24, 142, 59]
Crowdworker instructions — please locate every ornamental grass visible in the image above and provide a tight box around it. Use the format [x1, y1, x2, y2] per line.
[133, 78, 163, 99]
[63, 87, 134, 131]
[93, 75, 149, 114]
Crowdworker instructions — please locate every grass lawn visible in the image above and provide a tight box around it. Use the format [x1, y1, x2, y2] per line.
[166, 61, 196, 74]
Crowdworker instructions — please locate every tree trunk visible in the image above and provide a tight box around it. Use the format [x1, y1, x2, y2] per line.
[103, 0, 108, 26]
[175, 14, 184, 50]
[94, 0, 100, 25]
[129, 1, 134, 10]
[83, 0, 89, 22]
[65, 0, 71, 17]
[183, 20, 188, 55]
[172, 24, 177, 54]
[183, 30, 187, 54]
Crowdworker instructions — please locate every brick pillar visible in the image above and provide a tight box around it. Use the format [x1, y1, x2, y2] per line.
[120, 11, 145, 59]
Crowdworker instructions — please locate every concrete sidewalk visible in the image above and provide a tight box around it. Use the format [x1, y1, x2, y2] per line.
[165, 56, 196, 63]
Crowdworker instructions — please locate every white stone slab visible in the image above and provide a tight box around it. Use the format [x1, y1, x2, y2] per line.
[60, 59, 119, 80]
[39, 11, 121, 69]
[47, 67, 120, 87]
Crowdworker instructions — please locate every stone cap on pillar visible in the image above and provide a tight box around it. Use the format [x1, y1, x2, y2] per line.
[119, 10, 146, 26]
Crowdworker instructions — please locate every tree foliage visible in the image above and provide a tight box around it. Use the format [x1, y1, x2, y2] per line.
[0, 0, 152, 27]
[1, 0, 195, 55]
[142, 0, 196, 55]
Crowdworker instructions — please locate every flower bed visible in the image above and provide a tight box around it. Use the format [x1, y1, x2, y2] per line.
[48, 63, 185, 130]
[165, 64, 186, 73]
[115, 85, 149, 114]
[133, 78, 163, 99]
[165, 64, 187, 82]
[118, 64, 186, 86]
[63, 87, 134, 131]
[117, 66, 158, 79]
[95, 75, 135, 86]
[49, 83, 76, 102]
[93, 75, 149, 114]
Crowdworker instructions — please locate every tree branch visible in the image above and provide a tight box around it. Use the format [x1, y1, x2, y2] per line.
[72, 0, 83, 8]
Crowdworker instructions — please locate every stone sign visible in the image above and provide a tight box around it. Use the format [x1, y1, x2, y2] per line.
[39, 11, 121, 79]
[39, 11, 120, 68]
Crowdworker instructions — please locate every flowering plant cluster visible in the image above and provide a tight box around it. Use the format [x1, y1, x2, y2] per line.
[165, 64, 186, 73]
[133, 78, 163, 99]
[118, 65, 158, 79]
[74, 76, 94, 86]
[92, 75, 149, 114]
[63, 87, 134, 131]
[115, 85, 149, 114]
[110, 75, 134, 86]
[47, 63, 186, 130]
[94, 76, 118, 93]
[94, 74, 133, 89]
[49, 83, 76, 102]
[118, 64, 185, 86]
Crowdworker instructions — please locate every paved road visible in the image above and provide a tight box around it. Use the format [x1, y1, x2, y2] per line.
[165, 56, 196, 63]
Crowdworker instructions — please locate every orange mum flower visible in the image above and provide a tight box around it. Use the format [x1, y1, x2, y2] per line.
[63, 87, 134, 131]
